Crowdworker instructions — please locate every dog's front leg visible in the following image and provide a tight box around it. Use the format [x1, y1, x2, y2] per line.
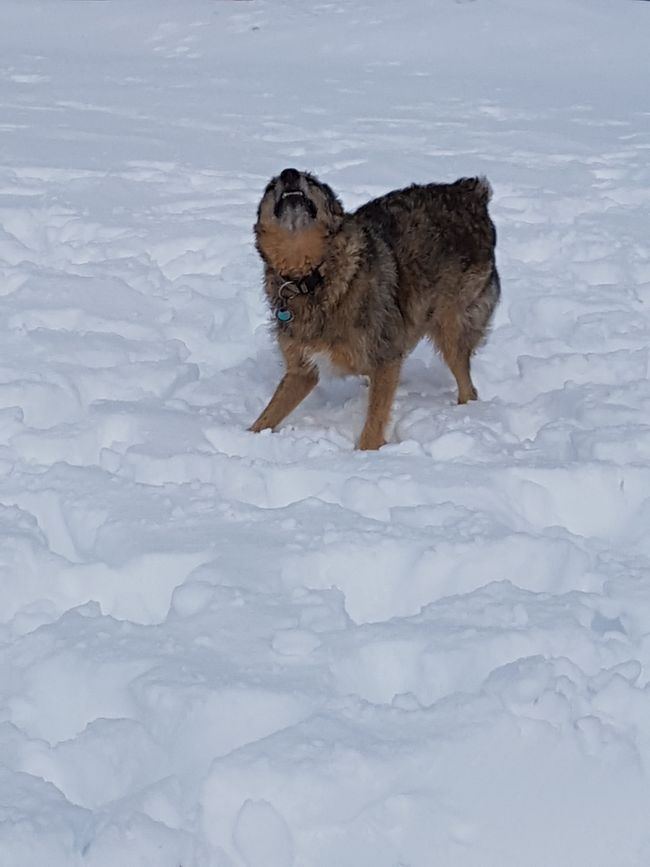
[249, 366, 319, 433]
[358, 360, 402, 450]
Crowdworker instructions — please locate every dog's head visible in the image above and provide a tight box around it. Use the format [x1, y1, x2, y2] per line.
[256, 168, 344, 234]
[255, 169, 345, 276]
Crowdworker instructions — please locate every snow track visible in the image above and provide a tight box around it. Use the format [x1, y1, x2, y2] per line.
[1, 1, 650, 865]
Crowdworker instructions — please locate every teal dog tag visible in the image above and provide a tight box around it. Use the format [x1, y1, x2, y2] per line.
[276, 308, 293, 322]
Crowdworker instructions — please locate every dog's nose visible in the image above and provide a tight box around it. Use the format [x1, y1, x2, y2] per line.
[279, 168, 300, 189]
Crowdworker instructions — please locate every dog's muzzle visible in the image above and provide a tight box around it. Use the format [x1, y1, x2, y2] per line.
[274, 190, 316, 220]
[273, 170, 317, 220]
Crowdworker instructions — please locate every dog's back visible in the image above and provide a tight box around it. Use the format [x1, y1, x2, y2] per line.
[352, 177, 498, 348]
[354, 177, 496, 272]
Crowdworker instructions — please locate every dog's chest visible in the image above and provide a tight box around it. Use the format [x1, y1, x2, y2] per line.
[305, 345, 359, 377]
[305, 349, 340, 378]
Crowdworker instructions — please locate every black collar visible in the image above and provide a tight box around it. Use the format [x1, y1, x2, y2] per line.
[277, 264, 324, 302]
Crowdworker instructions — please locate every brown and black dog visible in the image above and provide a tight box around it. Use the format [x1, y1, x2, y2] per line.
[250, 168, 500, 450]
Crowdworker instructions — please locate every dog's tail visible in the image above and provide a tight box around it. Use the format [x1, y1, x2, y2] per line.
[453, 176, 492, 204]
[476, 176, 492, 203]
[461, 176, 492, 205]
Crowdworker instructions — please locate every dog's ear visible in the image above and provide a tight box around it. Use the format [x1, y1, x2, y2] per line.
[319, 182, 345, 227]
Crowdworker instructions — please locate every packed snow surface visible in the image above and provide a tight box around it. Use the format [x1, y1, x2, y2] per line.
[1, 0, 650, 865]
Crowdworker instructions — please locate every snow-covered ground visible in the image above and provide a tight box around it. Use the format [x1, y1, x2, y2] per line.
[1, 0, 649, 864]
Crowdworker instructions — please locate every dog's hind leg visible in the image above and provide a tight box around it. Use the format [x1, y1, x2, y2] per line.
[249, 366, 319, 433]
[358, 360, 402, 450]
[443, 343, 478, 405]
[430, 268, 500, 405]
[429, 316, 478, 405]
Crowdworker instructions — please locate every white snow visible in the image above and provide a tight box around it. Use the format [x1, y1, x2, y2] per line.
[1, 0, 650, 864]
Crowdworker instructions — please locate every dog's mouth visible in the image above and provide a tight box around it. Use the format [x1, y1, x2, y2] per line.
[281, 190, 306, 201]
[274, 187, 317, 222]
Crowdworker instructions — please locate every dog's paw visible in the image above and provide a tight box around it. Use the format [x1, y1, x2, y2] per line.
[457, 387, 478, 405]
[249, 420, 271, 433]
[357, 432, 386, 451]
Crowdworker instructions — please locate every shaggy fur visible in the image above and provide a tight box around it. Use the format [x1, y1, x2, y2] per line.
[250, 167, 500, 450]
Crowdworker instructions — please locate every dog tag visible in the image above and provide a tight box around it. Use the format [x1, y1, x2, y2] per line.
[276, 308, 293, 322]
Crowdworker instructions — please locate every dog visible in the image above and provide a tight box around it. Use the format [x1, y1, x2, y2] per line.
[250, 168, 500, 450]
